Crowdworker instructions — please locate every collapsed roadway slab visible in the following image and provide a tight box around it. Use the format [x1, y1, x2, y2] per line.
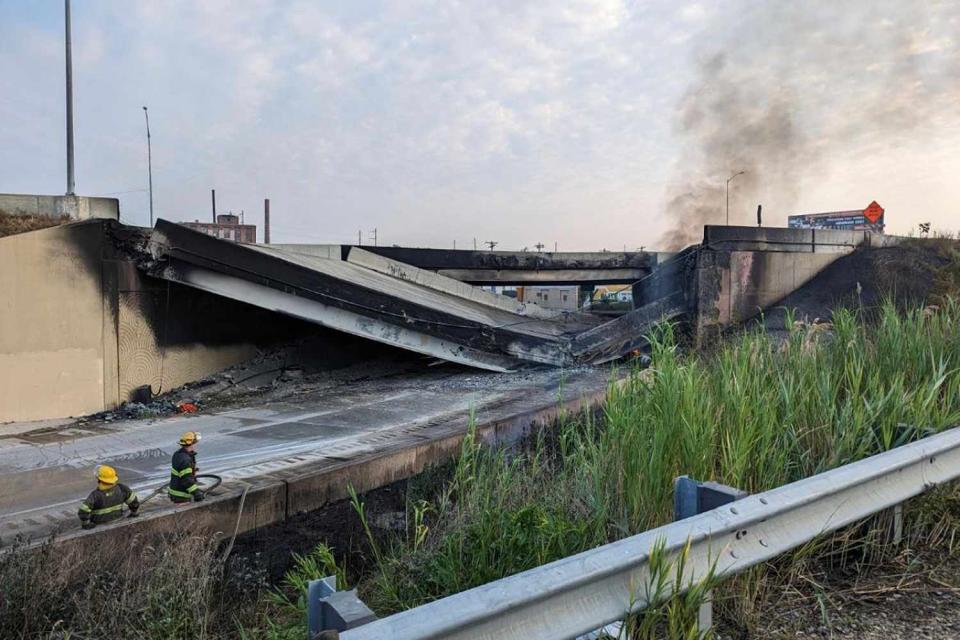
[139, 220, 682, 371]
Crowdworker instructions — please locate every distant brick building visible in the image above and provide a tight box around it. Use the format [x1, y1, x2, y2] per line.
[182, 214, 256, 243]
[516, 285, 580, 311]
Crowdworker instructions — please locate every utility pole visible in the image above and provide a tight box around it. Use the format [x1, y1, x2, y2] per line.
[358, 229, 362, 245]
[211, 189, 216, 222]
[473, 237, 477, 250]
[554, 241, 558, 252]
[142, 106, 154, 226]
[369, 228, 378, 247]
[726, 170, 745, 225]
[534, 242, 545, 252]
[64, 0, 75, 195]
[485, 241, 498, 251]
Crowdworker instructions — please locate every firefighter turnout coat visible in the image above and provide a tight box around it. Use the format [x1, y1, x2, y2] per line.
[169, 447, 201, 503]
[78, 483, 140, 528]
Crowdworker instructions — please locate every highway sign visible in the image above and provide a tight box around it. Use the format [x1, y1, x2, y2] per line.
[788, 201, 885, 231]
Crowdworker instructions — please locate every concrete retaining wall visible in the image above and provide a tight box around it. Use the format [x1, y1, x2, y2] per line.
[0, 222, 114, 422]
[697, 250, 842, 330]
[0, 220, 308, 423]
[692, 226, 902, 335]
[112, 262, 265, 401]
[0, 193, 119, 222]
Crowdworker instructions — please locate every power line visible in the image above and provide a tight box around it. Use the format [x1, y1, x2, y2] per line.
[94, 188, 147, 196]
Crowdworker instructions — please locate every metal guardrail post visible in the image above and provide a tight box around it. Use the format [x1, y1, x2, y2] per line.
[892, 504, 903, 546]
[673, 476, 748, 631]
[307, 576, 377, 639]
[307, 576, 337, 638]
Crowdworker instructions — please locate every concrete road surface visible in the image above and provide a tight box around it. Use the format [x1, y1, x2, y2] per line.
[0, 366, 611, 544]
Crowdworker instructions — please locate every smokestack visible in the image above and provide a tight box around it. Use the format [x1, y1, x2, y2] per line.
[264, 198, 271, 244]
[757, 204, 763, 227]
[211, 189, 216, 223]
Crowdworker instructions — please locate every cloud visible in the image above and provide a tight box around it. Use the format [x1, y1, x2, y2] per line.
[0, 1, 958, 248]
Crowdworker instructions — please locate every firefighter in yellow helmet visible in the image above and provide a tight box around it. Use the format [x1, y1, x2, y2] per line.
[169, 431, 205, 503]
[77, 464, 140, 529]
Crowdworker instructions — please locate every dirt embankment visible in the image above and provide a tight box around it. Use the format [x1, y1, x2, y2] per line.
[764, 240, 960, 328]
[0, 211, 70, 238]
[727, 550, 960, 639]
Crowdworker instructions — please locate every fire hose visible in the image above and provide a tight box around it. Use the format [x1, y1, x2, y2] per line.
[131, 473, 249, 560]
[139, 473, 223, 505]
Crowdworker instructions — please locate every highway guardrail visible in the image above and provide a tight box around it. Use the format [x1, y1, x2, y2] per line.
[339, 426, 960, 640]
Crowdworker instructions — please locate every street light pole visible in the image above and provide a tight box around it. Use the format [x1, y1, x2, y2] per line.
[142, 106, 154, 227]
[64, 0, 75, 195]
[725, 170, 745, 225]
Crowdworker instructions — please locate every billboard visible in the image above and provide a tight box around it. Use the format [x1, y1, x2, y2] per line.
[788, 201, 885, 232]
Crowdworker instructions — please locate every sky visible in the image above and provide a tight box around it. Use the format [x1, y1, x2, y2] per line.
[1, 1, 958, 249]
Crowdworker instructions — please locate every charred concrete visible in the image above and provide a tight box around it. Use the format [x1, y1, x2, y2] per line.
[132, 220, 669, 371]
[352, 246, 655, 272]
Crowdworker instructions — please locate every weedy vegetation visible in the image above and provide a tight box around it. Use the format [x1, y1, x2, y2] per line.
[339, 299, 960, 637]
[4, 299, 960, 639]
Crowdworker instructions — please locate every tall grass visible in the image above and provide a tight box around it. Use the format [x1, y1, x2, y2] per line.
[0, 531, 234, 640]
[6, 299, 959, 638]
[352, 300, 960, 632]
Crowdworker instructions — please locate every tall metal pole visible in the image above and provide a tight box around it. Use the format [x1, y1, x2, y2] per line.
[65, 0, 75, 195]
[725, 170, 745, 225]
[142, 106, 154, 226]
[264, 198, 270, 244]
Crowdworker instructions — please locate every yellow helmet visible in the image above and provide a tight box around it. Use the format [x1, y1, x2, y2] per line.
[96, 464, 118, 485]
[178, 431, 202, 446]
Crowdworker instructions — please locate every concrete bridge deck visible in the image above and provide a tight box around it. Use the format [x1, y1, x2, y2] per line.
[275, 244, 665, 285]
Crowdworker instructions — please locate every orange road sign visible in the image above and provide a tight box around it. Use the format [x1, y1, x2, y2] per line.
[863, 201, 884, 224]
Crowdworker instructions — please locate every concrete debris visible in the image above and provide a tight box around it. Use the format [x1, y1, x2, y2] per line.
[130, 220, 684, 372]
[81, 398, 181, 423]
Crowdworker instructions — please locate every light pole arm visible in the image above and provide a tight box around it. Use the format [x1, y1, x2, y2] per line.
[725, 171, 745, 226]
[143, 106, 154, 227]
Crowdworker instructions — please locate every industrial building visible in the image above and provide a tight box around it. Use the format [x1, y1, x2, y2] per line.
[181, 213, 257, 243]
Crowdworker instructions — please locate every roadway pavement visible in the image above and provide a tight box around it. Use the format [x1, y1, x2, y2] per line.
[0, 365, 612, 545]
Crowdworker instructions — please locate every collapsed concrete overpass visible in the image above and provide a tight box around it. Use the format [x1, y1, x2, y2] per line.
[273, 244, 665, 285]
[0, 216, 910, 424]
[141, 220, 683, 371]
[1, 216, 941, 551]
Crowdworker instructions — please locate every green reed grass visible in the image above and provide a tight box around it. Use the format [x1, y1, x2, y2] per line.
[352, 299, 960, 634]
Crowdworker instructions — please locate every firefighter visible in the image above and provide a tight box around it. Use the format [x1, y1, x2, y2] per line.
[169, 431, 205, 504]
[77, 464, 140, 529]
